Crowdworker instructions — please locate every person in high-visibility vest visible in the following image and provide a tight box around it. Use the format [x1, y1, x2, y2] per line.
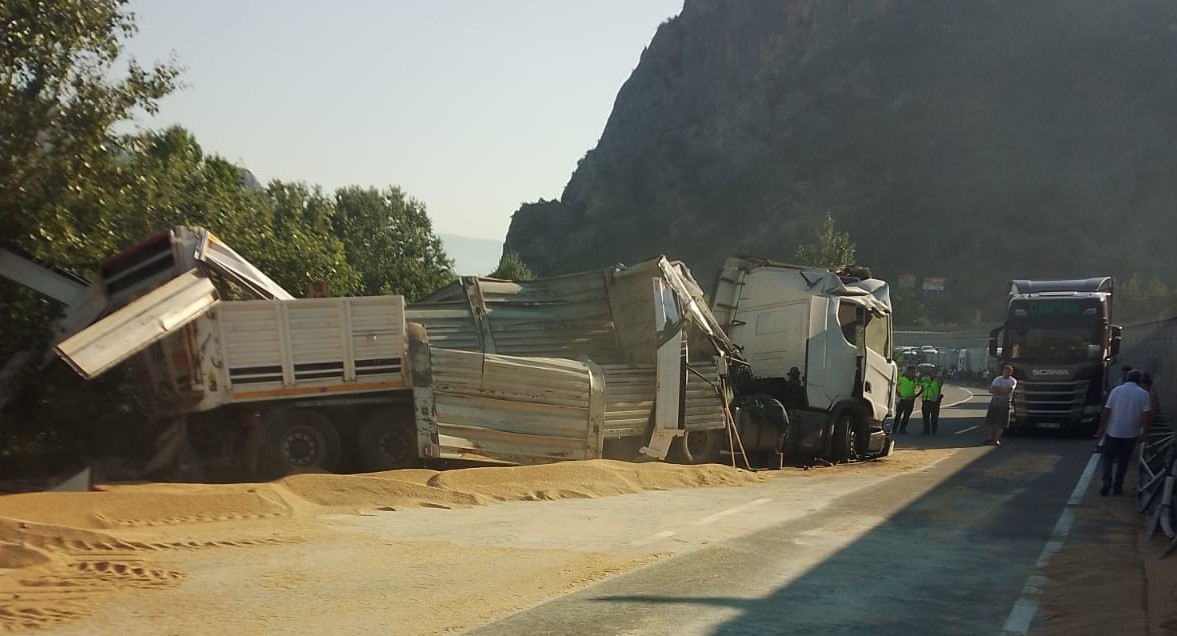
[920, 368, 945, 435]
[895, 366, 921, 433]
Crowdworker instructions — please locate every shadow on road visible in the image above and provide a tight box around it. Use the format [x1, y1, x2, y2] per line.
[588, 400, 1097, 635]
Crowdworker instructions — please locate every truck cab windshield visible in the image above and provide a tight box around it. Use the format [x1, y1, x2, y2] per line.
[1007, 327, 1102, 362]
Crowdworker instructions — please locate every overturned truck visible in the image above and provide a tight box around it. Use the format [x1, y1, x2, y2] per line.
[2, 228, 736, 478]
[2, 228, 896, 477]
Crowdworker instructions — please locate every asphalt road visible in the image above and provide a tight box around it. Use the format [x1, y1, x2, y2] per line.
[463, 390, 1098, 636]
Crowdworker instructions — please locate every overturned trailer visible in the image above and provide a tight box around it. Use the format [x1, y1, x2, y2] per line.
[407, 257, 734, 464]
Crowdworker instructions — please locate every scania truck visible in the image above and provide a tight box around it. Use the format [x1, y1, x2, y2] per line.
[711, 257, 897, 463]
[988, 278, 1122, 434]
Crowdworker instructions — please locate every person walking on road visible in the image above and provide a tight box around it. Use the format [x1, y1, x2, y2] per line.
[895, 366, 921, 434]
[920, 368, 944, 435]
[1094, 369, 1153, 496]
[985, 364, 1016, 446]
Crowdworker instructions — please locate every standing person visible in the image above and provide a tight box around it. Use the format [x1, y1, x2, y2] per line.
[985, 364, 1017, 446]
[895, 366, 921, 434]
[1094, 369, 1152, 495]
[920, 368, 944, 435]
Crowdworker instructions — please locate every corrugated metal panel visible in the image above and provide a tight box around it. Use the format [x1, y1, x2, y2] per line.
[55, 270, 219, 380]
[684, 362, 726, 432]
[430, 348, 598, 462]
[599, 364, 656, 438]
[406, 304, 480, 351]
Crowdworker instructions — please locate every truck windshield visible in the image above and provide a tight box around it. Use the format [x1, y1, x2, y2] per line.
[1006, 327, 1102, 362]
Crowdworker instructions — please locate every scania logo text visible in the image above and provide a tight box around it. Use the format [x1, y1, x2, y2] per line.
[1030, 369, 1070, 377]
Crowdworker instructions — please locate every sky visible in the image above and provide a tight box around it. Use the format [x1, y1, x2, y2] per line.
[123, 1, 683, 242]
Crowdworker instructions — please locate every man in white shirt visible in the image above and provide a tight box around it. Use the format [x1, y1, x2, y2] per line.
[1094, 369, 1153, 496]
[985, 365, 1017, 446]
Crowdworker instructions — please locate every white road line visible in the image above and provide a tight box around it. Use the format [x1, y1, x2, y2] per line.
[689, 498, 772, 526]
[1000, 452, 1101, 635]
[954, 425, 979, 435]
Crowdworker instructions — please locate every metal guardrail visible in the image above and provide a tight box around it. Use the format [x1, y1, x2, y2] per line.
[1137, 416, 1177, 557]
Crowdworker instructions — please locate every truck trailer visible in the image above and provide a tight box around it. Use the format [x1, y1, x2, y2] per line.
[988, 278, 1122, 434]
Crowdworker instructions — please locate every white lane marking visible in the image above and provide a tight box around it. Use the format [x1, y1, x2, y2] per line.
[628, 498, 773, 546]
[689, 498, 772, 526]
[1000, 452, 1101, 635]
[629, 529, 677, 546]
[954, 425, 979, 435]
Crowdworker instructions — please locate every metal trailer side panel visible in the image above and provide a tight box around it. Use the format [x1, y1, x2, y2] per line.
[219, 295, 407, 403]
[683, 362, 725, 432]
[428, 347, 600, 463]
[598, 364, 656, 439]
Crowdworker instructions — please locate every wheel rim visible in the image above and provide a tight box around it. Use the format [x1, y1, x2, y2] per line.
[283, 426, 322, 467]
[377, 426, 415, 466]
[842, 416, 859, 460]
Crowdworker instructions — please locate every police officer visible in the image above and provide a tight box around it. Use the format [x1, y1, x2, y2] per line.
[895, 366, 921, 434]
[920, 368, 944, 435]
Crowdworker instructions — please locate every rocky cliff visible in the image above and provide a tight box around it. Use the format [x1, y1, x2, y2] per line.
[504, 0, 1177, 322]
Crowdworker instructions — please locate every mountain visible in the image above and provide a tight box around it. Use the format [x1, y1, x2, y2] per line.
[439, 233, 503, 276]
[503, 0, 1177, 323]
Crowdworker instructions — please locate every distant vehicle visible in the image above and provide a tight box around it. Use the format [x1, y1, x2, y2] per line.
[989, 278, 1121, 434]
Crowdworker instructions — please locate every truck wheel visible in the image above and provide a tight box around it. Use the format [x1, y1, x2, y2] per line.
[257, 408, 342, 479]
[357, 407, 422, 471]
[671, 429, 722, 465]
[831, 412, 861, 462]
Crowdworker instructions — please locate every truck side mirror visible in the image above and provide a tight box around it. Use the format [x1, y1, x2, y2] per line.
[1110, 335, 1122, 357]
[987, 329, 1001, 357]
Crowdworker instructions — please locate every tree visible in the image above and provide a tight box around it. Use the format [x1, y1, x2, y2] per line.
[794, 213, 857, 270]
[331, 186, 454, 300]
[0, 0, 180, 255]
[490, 250, 534, 280]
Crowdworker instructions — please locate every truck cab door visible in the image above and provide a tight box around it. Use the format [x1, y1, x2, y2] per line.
[859, 311, 896, 423]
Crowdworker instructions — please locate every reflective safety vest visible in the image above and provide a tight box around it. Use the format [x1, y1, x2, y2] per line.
[921, 378, 943, 402]
[897, 376, 918, 399]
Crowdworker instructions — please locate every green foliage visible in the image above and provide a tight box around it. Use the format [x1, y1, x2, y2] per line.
[332, 186, 454, 300]
[794, 213, 857, 270]
[0, 0, 180, 253]
[490, 250, 535, 280]
[0, 2, 458, 475]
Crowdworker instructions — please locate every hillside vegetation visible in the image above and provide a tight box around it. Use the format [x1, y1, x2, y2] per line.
[505, 0, 1177, 324]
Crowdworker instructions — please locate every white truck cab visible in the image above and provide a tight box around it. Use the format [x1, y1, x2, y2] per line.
[712, 257, 897, 462]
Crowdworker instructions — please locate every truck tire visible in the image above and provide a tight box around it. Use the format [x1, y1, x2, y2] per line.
[357, 406, 422, 471]
[257, 408, 342, 479]
[670, 429, 723, 465]
[831, 411, 861, 463]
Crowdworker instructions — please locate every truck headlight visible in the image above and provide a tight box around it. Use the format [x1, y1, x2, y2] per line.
[1082, 405, 1101, 415]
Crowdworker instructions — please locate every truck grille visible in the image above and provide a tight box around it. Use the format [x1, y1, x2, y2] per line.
[1013, 380, 1088, 419]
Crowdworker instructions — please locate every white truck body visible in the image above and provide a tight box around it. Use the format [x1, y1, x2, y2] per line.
[711, 257, 897, 461]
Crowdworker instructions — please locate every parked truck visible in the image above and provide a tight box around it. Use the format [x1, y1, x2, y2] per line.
[710, 257, 897, 462]
[988, 278, 1122, 434]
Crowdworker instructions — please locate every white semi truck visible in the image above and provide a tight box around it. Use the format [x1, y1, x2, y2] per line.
[711, 257, 897, 462]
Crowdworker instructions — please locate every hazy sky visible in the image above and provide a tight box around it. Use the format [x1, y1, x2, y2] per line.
[123, 1, 683, 241]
